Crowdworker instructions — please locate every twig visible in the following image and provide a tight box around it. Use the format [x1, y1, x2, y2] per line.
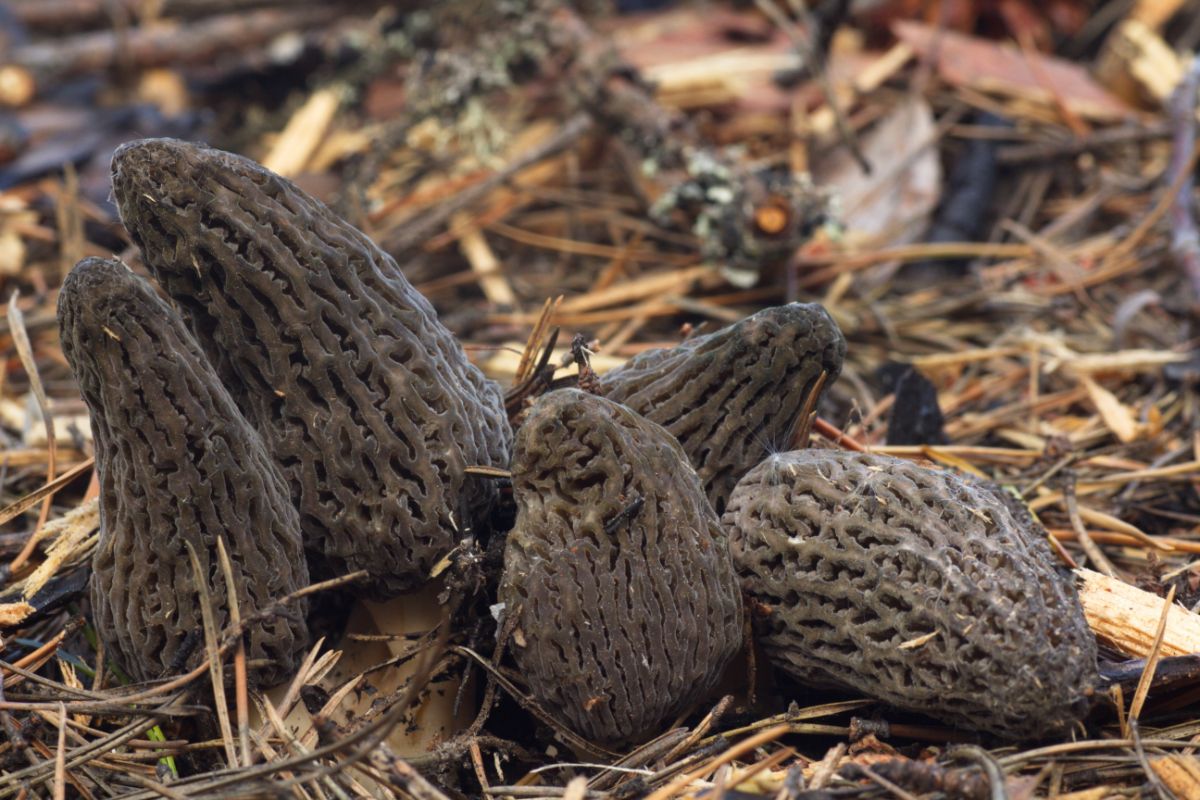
[754, 0, 869, 174]
[184, 540, 237, 768]
[7, 7, 344, 81]
[387, 113, 594, 255]
[1127, 584, 1177, 729]
[1062, 469, 1118, 578]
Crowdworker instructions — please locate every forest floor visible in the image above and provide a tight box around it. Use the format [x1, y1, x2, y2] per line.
[2, 1, 1200, 798]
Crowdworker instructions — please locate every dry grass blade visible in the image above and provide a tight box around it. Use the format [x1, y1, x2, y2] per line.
[6, 291, 57, 575]
[0, 458, 95, 530]
[1127, 584, 1178, 729]
[53, 701, 67, 800]
[215, 535, 251, 767]
[643, 725, 790, 800]
[514, 295, 562, 385]
[184, 539, 238, 768]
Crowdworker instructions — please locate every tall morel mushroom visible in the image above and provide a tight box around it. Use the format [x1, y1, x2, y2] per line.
[59, 257, 310, 685]
[724, 450, 1099, 739]
[110, 139, 513, 596]
[499, 389, 743, 747]
[600, 303, 845, 513]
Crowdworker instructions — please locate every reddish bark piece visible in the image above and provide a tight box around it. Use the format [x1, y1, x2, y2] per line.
[893, 19, 1136, 122]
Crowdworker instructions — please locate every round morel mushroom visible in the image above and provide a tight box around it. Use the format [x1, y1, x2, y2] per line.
[599, 303, 845, 514]
[499, 389, 743, 747]
[110, 139, 513, 596]
[59, 257, 310, 686]
[724, 450, 1099, 740]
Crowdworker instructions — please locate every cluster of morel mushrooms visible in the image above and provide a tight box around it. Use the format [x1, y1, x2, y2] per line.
[58, 138, 1100, 751]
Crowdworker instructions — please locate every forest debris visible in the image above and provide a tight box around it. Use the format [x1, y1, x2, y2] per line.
[454, 213, 518, 307]
[4, 0, 1200, 795]
[0, 66, 35, 109]
[1149, 755, 1200, 800]
[1079, 376, 1145, 443]
[1062, 350, 1186, 375]
[4, 7, 343, 85]
[1128, 0, 1189, 30]
[0, 601, 33, 626]
[479, 345, 626, 381]
[813, 95, 941, 250]
[0, 396, 89, 448]
[1094, 20, 1184, 106]
[1075, 568, 1200, 657]
[261, 87, 342, 178]
[19, 499, 99, 600]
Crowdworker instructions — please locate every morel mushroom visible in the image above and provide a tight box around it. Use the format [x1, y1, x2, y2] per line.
[600, 303, 845, 514]
[724, 450, 1098, 739]
[110, 139, 512, 596]
[499, 389, 743, 746]
[58, 257, 309, 685]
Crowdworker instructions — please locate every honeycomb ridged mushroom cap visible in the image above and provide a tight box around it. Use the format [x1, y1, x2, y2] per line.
[600, 302, 846, 513]
[724, 449, 1099, 739]
[59, 256, 310, 685]
[500, 389, 743, 747]
[109, 138, 512, 597]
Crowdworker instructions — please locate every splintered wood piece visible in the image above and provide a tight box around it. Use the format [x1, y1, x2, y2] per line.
[1149, 755, 1200, 800]
[1075, 568, 1200, 657]
[261, 88, 340, 178]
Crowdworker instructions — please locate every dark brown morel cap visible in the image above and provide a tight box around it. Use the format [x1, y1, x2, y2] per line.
[499, 389, 743, 747]
[58, 257, 310, 686]
[110, 138, 512, 597]
[599, 303, 845, 514]
[724, 450, 1099, 740]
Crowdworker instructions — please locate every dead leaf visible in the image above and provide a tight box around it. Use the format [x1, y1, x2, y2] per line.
[814, 95, 941, 249]
[1080, 376, 1141, 443]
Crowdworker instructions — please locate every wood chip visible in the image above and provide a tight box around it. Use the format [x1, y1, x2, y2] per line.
[1075, 568, 1200, 657]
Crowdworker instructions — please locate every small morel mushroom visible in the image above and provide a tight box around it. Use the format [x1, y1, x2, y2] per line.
[599, 303, 846, 514]
[58, 257, 309, 685]
[499, 389, 743, 747]
[110, 139, 513, 596]
[724, 450, 1099, 740]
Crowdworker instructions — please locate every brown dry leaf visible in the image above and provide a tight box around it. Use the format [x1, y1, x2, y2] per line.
[1080, 376, 1141, 443]
[813, 95, 941, 250]
[893, 20, 1136, 122]
[259, 587, 471, 761]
